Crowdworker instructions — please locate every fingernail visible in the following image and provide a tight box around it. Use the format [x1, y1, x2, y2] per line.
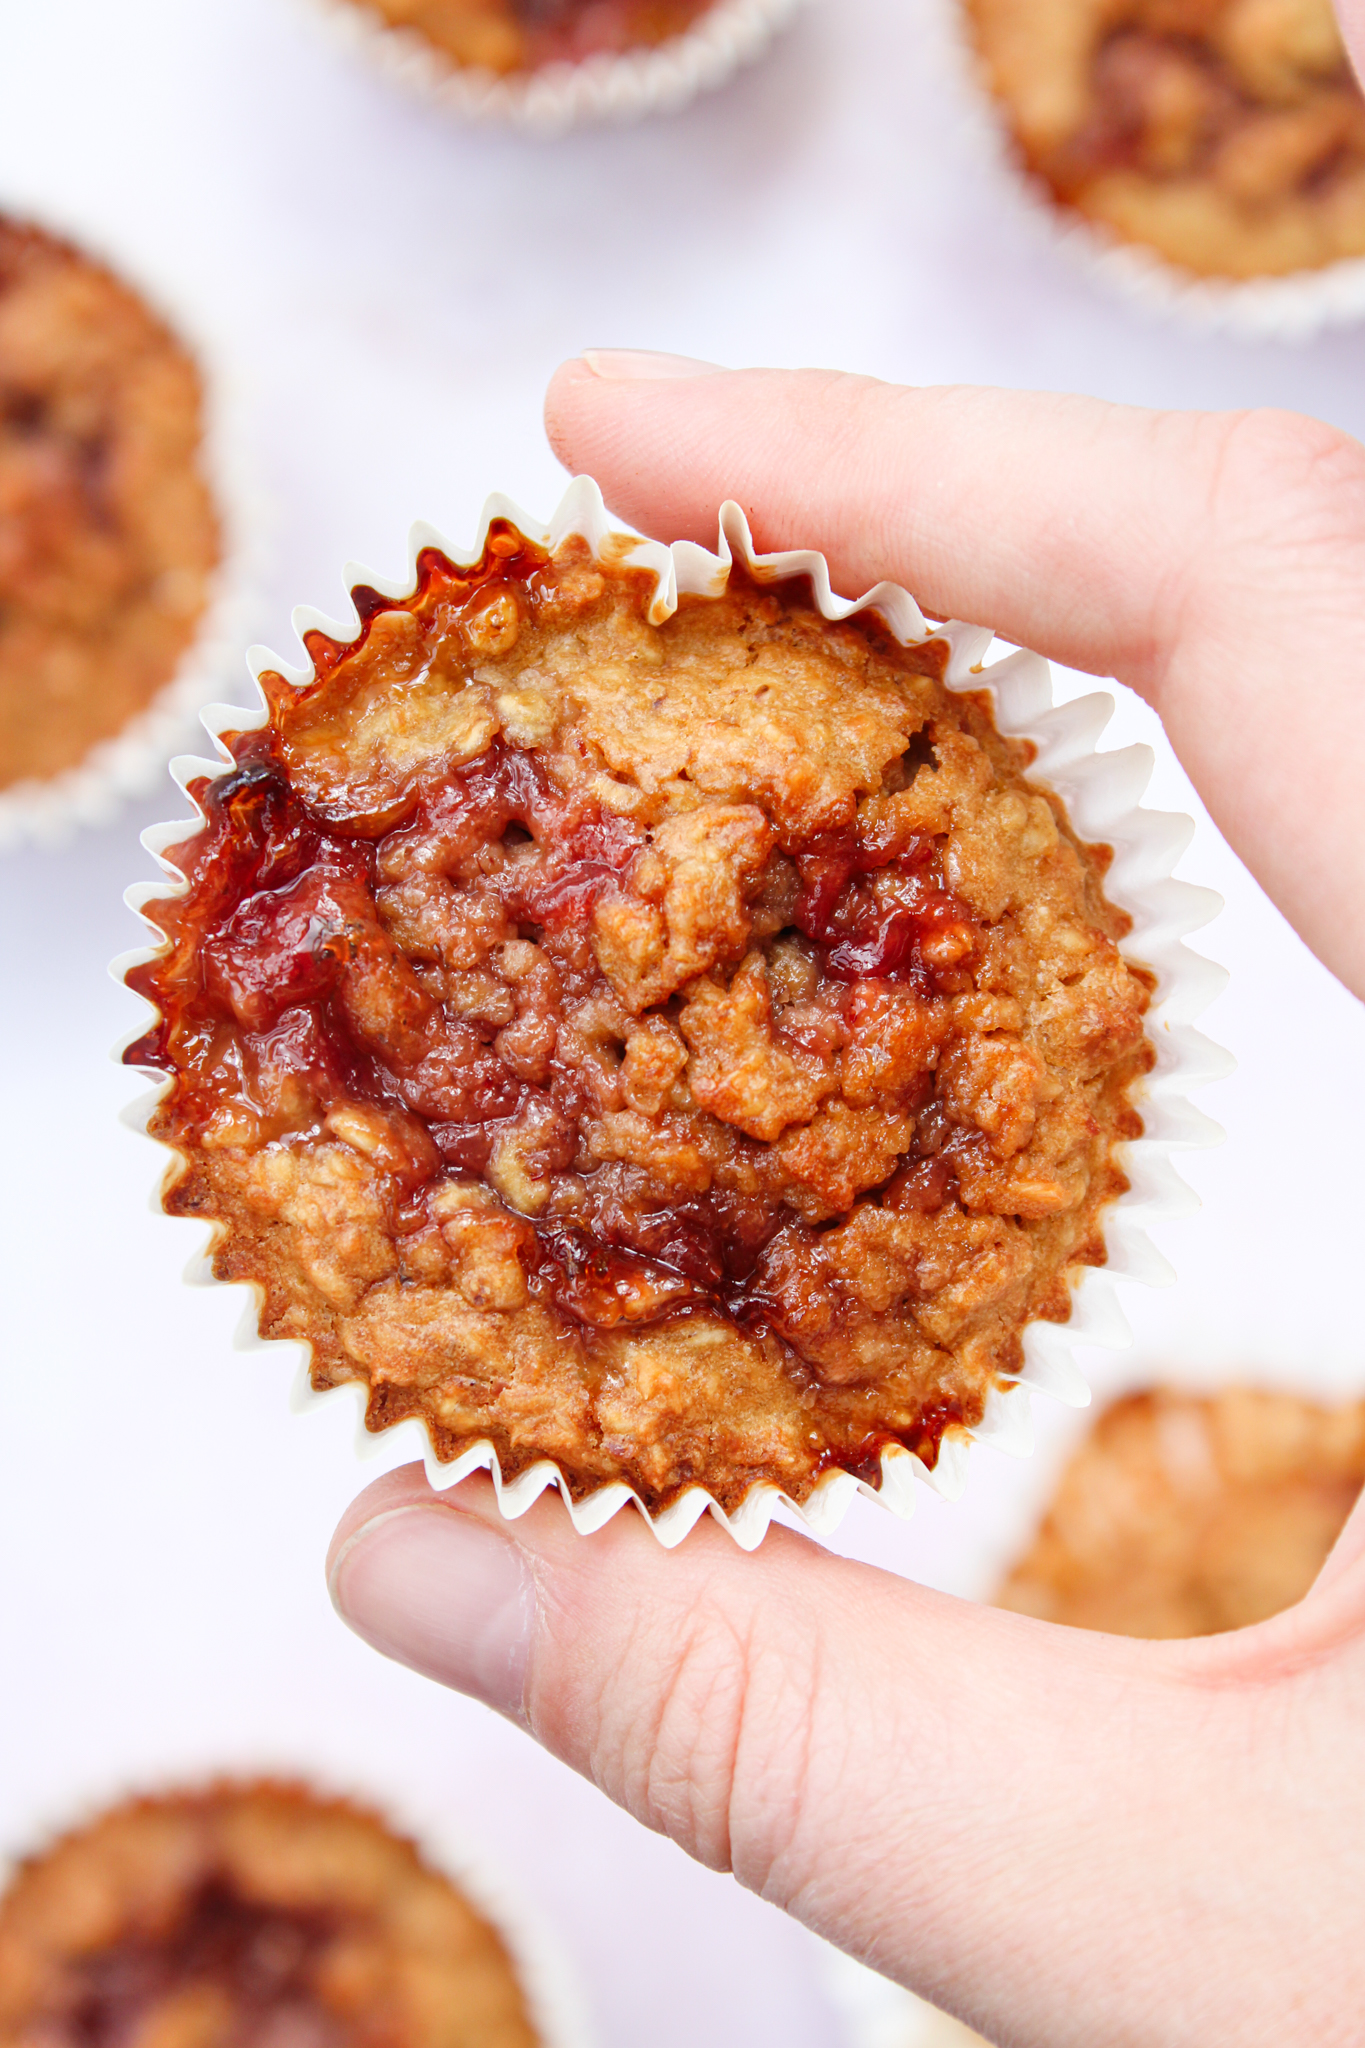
[329, 1504, 533, 1721]
[580, 349, 723, 380]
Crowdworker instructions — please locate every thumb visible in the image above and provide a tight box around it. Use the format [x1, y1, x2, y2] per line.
[323, 1466, 1295, 2045]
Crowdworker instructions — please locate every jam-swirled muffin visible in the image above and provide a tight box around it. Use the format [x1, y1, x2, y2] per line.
[966, 0, 1365, 277]
[997, 1387, 1365, 1635]
[343, 0, 713, 74]
[125, 522, 1153, 1517]
[0, 217, 220, 791]
[0, 1782, 541, 2048]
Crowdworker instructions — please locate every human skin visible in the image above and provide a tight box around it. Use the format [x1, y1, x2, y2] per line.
[1343, 0, 1365, 80]
[327, 362, 1365, 2046]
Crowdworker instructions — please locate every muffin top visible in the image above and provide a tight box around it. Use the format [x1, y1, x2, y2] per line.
[126, 521, 1152, 1518]
[0, 217, 220, 791]
[997, 1386, 1365, 1635]
[353, 0, 713, 74]
[0, 1782, 540, 2048]
[966, 0, 1365, 277]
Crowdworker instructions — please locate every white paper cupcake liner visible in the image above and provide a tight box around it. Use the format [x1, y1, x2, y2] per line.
[817, 1939, 991, 2047]
[0, 1769, 594, 2048]
[0, 206, 265, 851]
[303, 0, 806, 133]
[942, 0, 1365, 339]
[116, 477, 1229, 1551]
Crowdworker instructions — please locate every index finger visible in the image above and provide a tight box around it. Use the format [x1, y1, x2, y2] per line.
[543, 359, 1365, 998]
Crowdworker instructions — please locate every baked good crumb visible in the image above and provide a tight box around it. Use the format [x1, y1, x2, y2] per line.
[996, 1386, 1365, 1635]
[126, 521, 1153, 1517]
[965, 0, 1365, 277]
[347, 0, 713, 75]
[0, 217, 220, 791]
[0, 1781, 541, 2048]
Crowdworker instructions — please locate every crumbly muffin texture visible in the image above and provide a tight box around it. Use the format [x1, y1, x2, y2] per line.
[0, 1783, 540, 2048]
[0, 218, 220, 789]
[127, 524, 1152, 1515]
[967, 0, 1365, 276]
[354, 0, 712, 74]
[997, 1387, 1365, 1635]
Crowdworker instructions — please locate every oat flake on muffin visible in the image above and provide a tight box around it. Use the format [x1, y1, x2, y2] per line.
[125, 517, 1153, 1517]
[0, 1781, 541, 2048]
[0, 217, 220, 791]
[966, 0, 1365, 277]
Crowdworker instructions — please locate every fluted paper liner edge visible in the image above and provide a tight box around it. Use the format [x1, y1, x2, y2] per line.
[303, 0, 806, 134]
[114, 476, 1230, 1550]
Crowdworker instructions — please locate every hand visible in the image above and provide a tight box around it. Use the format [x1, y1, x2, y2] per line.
[327, 364, 1365, 2048]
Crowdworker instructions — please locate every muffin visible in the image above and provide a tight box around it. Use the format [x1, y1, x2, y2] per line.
[965, 0, 1365, 278]
[124, 516, 1154, 1519]
[348, 0, 714, 73]
[0, 217, 221, 793]
[0, 1781, 541, 2048]
[996, 1386, 1365, 1635]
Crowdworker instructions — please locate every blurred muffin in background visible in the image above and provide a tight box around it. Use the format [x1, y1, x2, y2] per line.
[964, 0, 1365, 277]
[348, 0, 714, 72]
[0, 217, 220, 795]
[997, 1386, 1365, 1636]
[0, 1780, 543, 2048]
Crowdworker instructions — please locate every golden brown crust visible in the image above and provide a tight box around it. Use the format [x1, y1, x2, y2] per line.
[126, 524, 1152, 1515]
[996, 1386, 1365, 1635]
[0, 218, 220, 790]
[350, 0, 712, 74]
[0, 1781, 540, 2048]
[965, 0, 1365, 276]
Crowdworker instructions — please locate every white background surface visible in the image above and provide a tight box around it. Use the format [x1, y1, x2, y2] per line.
[2, 2, 1364, 2044]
